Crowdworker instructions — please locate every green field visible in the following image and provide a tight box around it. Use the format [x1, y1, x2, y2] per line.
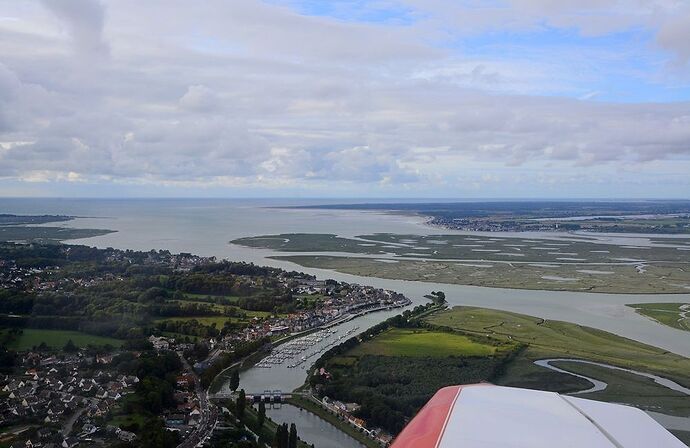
[427, 307, 690, 382]
[167, 301, 275, 318]
[107, 411, 147, 431]
[154, 316, 241, 327]
[176, 291, 240, 303]
[629, 302, 690, 332]
[426, 307, 690, 417]
[1, 329, 123, 351]
[347, 328, 497, 357]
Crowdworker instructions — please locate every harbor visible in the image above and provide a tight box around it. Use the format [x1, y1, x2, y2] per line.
[256, 326, 361, 369]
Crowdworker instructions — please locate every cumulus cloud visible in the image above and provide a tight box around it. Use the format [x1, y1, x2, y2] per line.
[0, 0, 688, 195]
[179, 85, 220, 112]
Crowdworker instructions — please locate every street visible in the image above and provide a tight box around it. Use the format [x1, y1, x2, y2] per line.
[177, 352, 218, 448]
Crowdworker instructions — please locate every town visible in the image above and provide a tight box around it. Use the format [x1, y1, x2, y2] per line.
[0, 242, 410, 447]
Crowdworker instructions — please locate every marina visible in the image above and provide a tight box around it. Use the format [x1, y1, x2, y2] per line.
[255, 326, 360, 369]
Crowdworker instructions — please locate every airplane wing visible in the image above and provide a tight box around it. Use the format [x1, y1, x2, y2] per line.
[390, 384, 685, 447]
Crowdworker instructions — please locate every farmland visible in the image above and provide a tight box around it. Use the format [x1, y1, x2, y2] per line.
[0, 328, 123, 351]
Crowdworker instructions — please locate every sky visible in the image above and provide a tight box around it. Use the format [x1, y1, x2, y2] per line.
[1, 0, 689, 198]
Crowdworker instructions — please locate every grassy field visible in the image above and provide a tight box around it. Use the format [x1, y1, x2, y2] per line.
[154, 316, 242, 326]
[1, 328, 123, 350]
[176, 291, 240, 303]
[107, 411, 147, 431]
[629, 302, 690, 332]
[160, 331, 201, 342]
[347, 328, 498, 357]
[427, 307, 690, 382]
[426, 307, 690, 417]
[168, 296, 277, 318]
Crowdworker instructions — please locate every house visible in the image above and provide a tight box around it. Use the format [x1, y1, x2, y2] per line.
[62, 437, 79, 448]
[345, 402, 361, 413]
[37, 427, 53, 439]
[166, 414, 186, 426]
[95, 354, 113, 364]
[269, 325, 290, 335]
[117, 430, 136, 442]
[148, 336, 169, 350]
[188, 408, 201, 425]
[176, 373, 195, 389]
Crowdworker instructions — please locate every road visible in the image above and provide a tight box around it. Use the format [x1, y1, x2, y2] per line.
[177, 352, 219, 448]
[62, 407, 85, 436]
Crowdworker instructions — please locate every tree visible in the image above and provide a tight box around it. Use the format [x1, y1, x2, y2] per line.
[272, 424, 284, 448]
[236, 389, 246, 420]
[289, 423, 298, 448]
[230, 369, 240, 392]
[273, 423, 290, 448]
[63, 339, 78, 352]
[428, 290, 447, 305]
[258, 400, 266, 428]
[280, 423, 289, 448]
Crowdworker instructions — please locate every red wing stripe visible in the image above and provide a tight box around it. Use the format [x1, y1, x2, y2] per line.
[390, 385, 463, 448]
[434, 386, 463, 448]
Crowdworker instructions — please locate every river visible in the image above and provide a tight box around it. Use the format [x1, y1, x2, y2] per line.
[2, 198, 689, 446]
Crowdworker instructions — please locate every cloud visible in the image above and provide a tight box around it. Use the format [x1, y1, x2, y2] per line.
[40, 0, 109, 57]
[0, 0, 688, 196]
[179, 85, 220, 112]
[657, 9, 690, 66]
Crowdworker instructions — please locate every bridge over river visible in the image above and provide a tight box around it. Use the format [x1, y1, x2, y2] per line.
[209, 390, 310, 402]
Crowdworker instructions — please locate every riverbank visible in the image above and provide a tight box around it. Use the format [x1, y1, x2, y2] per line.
[286, 395, 379, 448]
[209, 299, 411, 395]
[630, 302, 690, 332]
